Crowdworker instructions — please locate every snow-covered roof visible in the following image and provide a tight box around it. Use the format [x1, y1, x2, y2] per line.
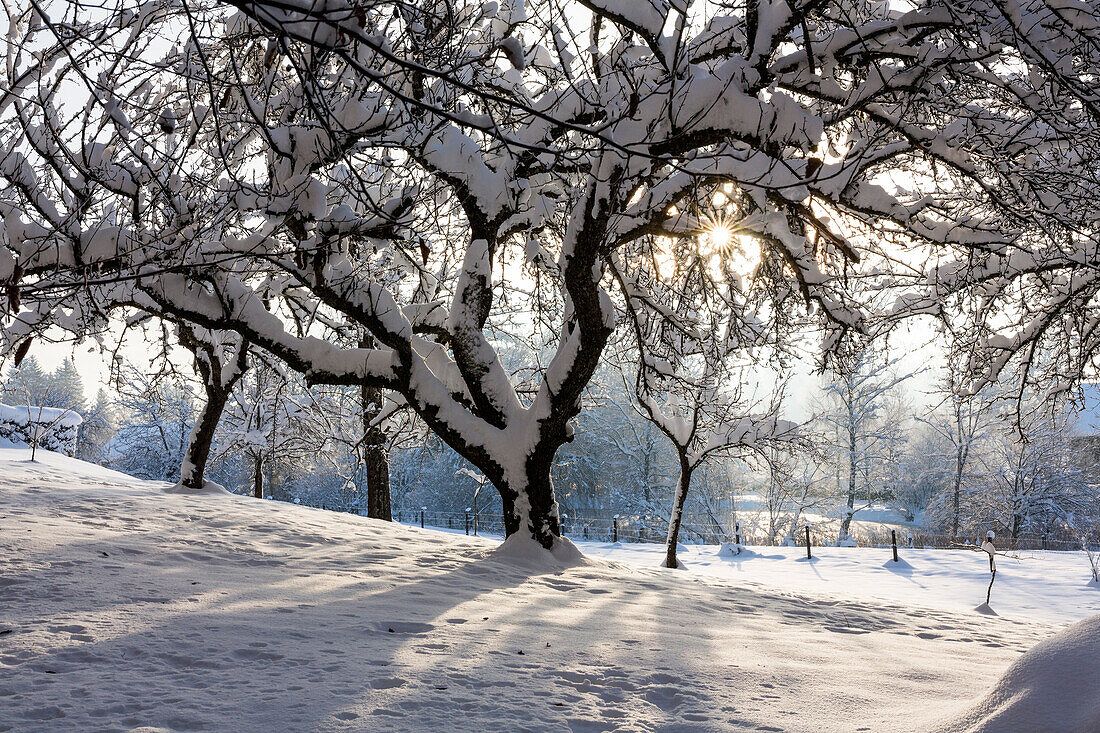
[0, 403, 82, 427]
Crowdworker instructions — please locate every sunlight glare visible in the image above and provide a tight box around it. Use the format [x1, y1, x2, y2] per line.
[706, 222, 733, 252]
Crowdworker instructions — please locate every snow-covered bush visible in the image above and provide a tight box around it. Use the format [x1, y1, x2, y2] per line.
[1084, 543, 1100, 585]
[0, 403, 82, 456]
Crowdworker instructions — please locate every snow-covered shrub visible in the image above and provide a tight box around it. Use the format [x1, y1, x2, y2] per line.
[0, 403, 82, 456]
[1084, 544, 1100, 585]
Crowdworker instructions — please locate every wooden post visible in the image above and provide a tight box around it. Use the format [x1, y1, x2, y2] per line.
[420, 507, 425, 529]
[465, 509, 470, 536]
[735, 521, 741, 546]
[613, 515, 619, 543]
[891, 529, 898, 562]
[805, 525, 812, 559]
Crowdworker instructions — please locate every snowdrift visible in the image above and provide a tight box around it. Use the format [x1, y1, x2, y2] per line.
[937, 614, 1100, 733]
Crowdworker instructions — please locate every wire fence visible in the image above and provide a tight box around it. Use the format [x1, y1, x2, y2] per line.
[388, 507, 1097, 552]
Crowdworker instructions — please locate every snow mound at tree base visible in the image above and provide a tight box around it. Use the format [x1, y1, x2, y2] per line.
[488, 532, 588, 570]
[164, 479, 230, 495]
[883, 557, 914, 572]
[936, 614, 1100, 732]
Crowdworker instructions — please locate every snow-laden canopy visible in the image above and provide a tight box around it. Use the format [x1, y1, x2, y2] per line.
[2, 0, 1100, 544]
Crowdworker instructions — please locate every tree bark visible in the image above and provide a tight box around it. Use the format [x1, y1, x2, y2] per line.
[839, 399, 857, 543]
[180, 383, 230, 489]
[361, 382, 392, 520]
[253, 451, 264, 499]
[178, 329, 247, 490]
[664, 457, 693, 569]
[498, 448, 562, 549]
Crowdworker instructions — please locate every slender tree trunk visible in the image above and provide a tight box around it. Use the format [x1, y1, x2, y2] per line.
[839, 412, 857, 543]
[253, 452, 264, 499]
[664, 456, 693, 569]
[361, 381, 391, 520]
[839, 436, 856, 541]
[951, 445, 964, 537]
[179, 383, 230, 489]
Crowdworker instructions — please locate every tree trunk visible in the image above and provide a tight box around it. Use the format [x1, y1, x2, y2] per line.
[664, 457, 693, 569]
[361, 382, 392, 520]
[177, 329, 248, 490]
[180, 383, 230, 489]
[839, 416, 857, 543]
[951, 443, 965, 537]
[253, 452, 264, 499]
[498, 449, 561, 549]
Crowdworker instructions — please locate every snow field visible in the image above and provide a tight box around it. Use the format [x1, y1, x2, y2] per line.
[579, 541, 1100, 626]
[0, 449, 1090, 732]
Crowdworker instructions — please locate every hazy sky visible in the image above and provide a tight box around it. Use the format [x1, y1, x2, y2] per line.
[14, 314, 948, 425]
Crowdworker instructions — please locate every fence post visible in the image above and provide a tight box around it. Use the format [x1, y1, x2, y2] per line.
[805, 525, 812, 560]
[465, 508, 470, 536]
[735, 521, 741, 546]
[613, 515, 619, 543]
[891, 529, 898, 562]
[420, 507, 425, 529]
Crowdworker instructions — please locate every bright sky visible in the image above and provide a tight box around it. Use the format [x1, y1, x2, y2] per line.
[14, 314, 948, 426]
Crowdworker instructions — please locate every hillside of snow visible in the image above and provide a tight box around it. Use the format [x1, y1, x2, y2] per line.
[0, 448, 1095, 732]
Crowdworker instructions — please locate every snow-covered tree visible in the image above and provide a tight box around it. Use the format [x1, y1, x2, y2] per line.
[1, 356, 50, 405]
[916, 377, 997, 536]
[4, 0, 1100, 550]
[817, 342, 914, 544]
[76, 388, 117, 463]
[981, 404, 1092, 544]
[760, 448, 831, 546]
[109, 366, 197, 482]
[217, 359, 337, 500]
[49, 358, 87, 413]
[614, 225, 799, 567]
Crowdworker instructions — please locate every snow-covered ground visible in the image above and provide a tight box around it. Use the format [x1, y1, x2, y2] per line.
[580, 542, 1100, 626]
[0, 448, 1094, 731]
